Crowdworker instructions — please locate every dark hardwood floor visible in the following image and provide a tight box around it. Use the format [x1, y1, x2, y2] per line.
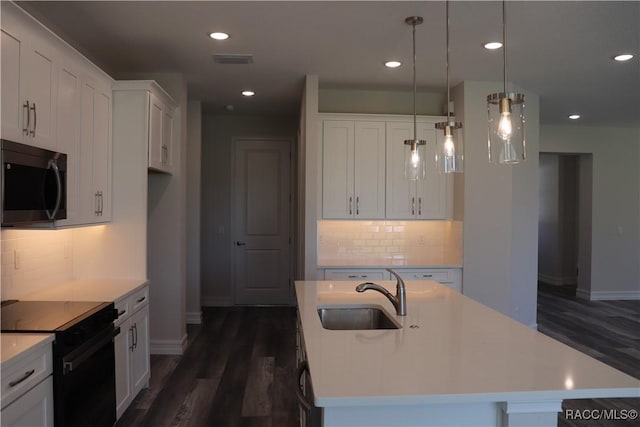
[537, 283, 640, 427]
[116, 286, 639, 427]
[116, 307, 298, 427]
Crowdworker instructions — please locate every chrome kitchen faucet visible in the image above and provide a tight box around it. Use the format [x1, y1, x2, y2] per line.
[356, 268, 407, 316]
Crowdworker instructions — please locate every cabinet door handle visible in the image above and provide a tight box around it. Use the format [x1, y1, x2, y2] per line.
[415, 274, 432, 278]
[356, 196, 360, 215]
[99, 191, 104, 216]
[348, 196, 353, 215]
[94, 192, 100, 215]
[136, 296, 146, 304]
[236, 241, 246, 246]
[117, 309, 127, 317]
[30, 103, 37, 136]
[133, 323, 138, 349]
[22, 101, 30, 135]
[347, 275, 366, 278]
[295, 361, 313, 412]
[129, 326, 135, 352]
[8, 369, 35, 387]
[418, 197, 422, 216]
[411, 197, 415, 216]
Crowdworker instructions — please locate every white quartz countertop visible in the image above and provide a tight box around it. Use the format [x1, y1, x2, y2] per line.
[1, 333, 53, 365]
[20, 278, 148, 303]
[295, 280, 640, 407]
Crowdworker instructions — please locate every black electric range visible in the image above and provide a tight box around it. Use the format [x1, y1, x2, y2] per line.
[1, 300, 119, 427]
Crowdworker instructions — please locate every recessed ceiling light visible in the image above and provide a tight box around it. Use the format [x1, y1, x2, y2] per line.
[241, 90, 255, 97]
[209, 32, 229, 40]
[613, 53, 634, 62]
[484, 42, 503, 50]
[385, 60, 402, 68]
[568, 114, 581, 120]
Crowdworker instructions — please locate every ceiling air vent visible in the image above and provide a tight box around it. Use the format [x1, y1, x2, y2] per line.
[212, 54, 254, 65]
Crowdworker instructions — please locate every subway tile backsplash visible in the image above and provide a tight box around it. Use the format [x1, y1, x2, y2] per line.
[1, 229, 74, 300]
[318, 220, 463, 267]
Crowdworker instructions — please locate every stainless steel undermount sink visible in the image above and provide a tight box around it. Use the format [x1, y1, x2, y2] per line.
[317, 306, 400, 330]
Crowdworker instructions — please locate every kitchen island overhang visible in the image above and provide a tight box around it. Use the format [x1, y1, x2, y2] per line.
[295, 280, 640, 427]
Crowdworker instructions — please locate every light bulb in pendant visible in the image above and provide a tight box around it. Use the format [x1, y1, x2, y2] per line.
[411, 148, 420, 167]
[499, 140, 518, 164]
[442, 128, 457, 173]
[444, 133, 455, 157]
[497, 97, 513, 140]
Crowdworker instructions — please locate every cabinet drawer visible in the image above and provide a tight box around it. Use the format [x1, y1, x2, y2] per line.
[396, 270, 451, 283]
[131, 286, 149, 312]
[114, 298, 131, 326]
[1, 344, 52, 409]
[324, 269, 390, 280]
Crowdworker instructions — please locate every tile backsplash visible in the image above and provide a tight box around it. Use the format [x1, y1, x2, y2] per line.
[318, 220, 463, 266]
[1, 229, 74, 300]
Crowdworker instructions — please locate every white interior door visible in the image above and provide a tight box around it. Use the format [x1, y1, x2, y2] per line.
[233, 139, 292, 305]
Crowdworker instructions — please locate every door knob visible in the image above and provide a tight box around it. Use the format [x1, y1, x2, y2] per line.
[236, 241, 246, 246]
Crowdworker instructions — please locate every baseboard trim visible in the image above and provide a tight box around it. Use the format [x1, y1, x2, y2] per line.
[576, 288, 591, 300]
[150, 335, 188, 355]
[538, 274, 577, 286]
[186, 311, 202, 324]
[201, 296, 233, 307]
[588, 290, 640, 301]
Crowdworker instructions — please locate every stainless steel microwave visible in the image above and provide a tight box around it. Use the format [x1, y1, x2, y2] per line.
[1, 139, 67, 226]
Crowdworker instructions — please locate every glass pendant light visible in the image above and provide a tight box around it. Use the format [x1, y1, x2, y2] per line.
[404, 16, 427, 181]
[435, 0, 463, 173]
[487, 0, 526, 164]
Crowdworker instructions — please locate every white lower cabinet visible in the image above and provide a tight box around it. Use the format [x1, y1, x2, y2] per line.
[394, 268, 462, 293]
[1, 376, 53, 427]
[322, 268, 462, 292]
[114, 286, 150, 420]
[324, 269, 390, 281]
[1, 336, 54, 427]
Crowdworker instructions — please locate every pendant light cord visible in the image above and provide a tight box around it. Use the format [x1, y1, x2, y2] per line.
[412, 20, 417, 139]
[502, 0, 507, 93]
[446, 0, 451, 119]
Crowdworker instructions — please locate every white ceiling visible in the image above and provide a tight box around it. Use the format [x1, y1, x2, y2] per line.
[17, 1, 640, 127]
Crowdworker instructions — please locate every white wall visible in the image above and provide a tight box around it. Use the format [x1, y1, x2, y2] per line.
[455, 81, 540, 328]
[319, 88, 444, 116]
[186, 100, 202, 323]
[141, 73, 188, 354]
[303, 75, 320, 280]
[540, 125, 640, 299]
[201, 113, 298, 305]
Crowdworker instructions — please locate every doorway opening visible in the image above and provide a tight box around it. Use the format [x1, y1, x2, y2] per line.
[538, 153, 593, 299]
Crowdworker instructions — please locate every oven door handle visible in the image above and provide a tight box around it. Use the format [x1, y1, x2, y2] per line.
[63, 326, 120, 375]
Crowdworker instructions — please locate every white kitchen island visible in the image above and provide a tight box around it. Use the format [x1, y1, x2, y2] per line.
[295, 280, 640, 427]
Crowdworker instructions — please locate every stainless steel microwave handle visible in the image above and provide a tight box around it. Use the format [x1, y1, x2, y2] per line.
[295, 360, 313, 412]
[46, 159, 62, 220]
[63, 327, 120, 375]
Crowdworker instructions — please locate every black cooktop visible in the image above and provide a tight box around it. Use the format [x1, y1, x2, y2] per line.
[1, 300, 111, 333]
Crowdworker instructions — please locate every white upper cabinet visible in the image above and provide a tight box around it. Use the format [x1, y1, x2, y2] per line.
[113, 80, 177, 175]
[322, 119, 385, 219]
[386, 120, 450, 219]
[148, 91, 175, 174]
[1, 4, 57, 149]
[1, 2, 114, 227]
[320, 114, 451, 220]
[78, 74, 112, 223]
